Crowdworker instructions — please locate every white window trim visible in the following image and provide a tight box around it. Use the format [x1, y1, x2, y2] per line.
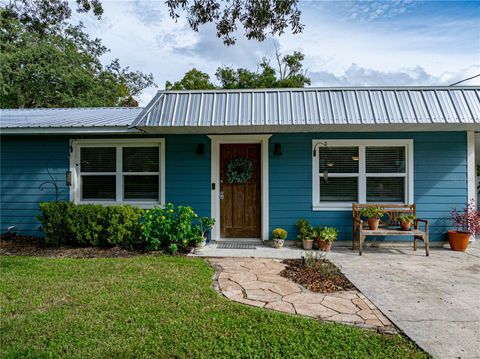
[312, 139, 414, 211]
[70, 138, 165, 208]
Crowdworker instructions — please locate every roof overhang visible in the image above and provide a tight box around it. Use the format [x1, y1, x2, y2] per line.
[0, 126, 143, 135]
[133, 123, 480, 134]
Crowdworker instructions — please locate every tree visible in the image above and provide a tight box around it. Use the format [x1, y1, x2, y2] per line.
[8, 0, 304, 46]
[165, 68, 216, 90]
[0, 1, 155, 108]
[166, 50, 310, 90]
[166, 0, 304, 45]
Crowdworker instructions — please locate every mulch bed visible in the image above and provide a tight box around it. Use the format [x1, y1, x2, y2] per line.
[0, 235, 154, 258]
[281, 258, 355, 293]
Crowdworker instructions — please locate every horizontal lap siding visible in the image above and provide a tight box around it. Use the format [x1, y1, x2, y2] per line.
[165, 135, 210, 217]
[269, 132, 467, 242]
[1, 136, 70, 236]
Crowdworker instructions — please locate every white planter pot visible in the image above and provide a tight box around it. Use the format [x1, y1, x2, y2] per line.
[273, 239, 284, 249]
[196, 240, 206, 249]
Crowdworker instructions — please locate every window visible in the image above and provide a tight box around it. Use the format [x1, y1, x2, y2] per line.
[312, 140, 413, 210]
[72, 139, 164, 206]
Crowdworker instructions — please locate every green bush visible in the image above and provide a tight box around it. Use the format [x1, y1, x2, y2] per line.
[38, 202, 143, 248]
[140, 203, 204, 251]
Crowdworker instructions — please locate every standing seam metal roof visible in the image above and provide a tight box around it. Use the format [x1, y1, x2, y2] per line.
[0, 107, 143, 128]
[132, 87, 480, 128]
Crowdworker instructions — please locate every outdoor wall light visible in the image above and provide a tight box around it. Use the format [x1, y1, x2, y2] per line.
[351, 156, 359, 161]
[195, 143, 205, 155]
[66, 170, 72, 186]
[273, 143, 282, 155]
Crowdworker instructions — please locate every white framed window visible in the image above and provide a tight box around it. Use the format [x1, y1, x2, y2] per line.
[70, 139, 165, 207]
[312, 140, 413, 211]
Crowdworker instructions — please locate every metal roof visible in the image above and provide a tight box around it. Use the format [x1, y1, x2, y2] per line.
[132, 87, 480, 128]
[0, 107, 142, 129]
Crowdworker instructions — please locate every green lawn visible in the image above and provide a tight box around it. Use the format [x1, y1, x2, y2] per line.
[0, 256, 427, 358]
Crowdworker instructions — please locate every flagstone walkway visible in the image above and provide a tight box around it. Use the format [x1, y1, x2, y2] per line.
[208, 257, 395, 332]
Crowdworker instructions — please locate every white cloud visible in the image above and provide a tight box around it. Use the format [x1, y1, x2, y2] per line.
[72, 1, 479, 106]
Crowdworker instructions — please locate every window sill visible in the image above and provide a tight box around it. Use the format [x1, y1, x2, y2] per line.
[312, 205, 353, 211]
[75, 201, 162, 209]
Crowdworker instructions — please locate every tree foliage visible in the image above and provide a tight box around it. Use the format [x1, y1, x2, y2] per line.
[166, 0, 303, 45]
[0, 1, 155, 108]
[166, 50, 310, 90]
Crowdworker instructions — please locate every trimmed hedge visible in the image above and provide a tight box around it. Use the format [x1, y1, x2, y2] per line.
[38, 202, 143, 248]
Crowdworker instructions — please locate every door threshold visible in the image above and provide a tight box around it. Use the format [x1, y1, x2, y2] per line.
[216, 238, 262, 243]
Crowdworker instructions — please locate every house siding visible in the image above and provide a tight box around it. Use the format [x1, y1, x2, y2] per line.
[269, 132, 468, 241]
[0, 132, 467, 242]
[164, 135, 211, 217]
[0, 136, 70, 236]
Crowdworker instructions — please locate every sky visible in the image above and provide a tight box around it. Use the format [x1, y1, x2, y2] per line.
[74, 0, 480, 106]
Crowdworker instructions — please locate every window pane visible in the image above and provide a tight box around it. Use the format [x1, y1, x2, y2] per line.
[81, 175, 116, 200]
[80, 147, 116, 172]
[123, 147, 159, 172]
[366, 146, 405, 173]
[124, 175, 159, 200]
[319, 147, 359, 173]
[367, 177, 405, 202]
[320, 177, 358, 202]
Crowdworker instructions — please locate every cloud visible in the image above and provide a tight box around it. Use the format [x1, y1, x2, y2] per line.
[309, 64, 480, 87]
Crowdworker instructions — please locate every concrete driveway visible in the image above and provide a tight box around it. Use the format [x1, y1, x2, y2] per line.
[329, 244, 480, 359]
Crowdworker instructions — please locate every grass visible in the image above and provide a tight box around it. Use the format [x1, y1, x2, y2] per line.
[0, 256, 428, 358]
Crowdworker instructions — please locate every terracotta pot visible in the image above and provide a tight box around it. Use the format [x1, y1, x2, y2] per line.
[317, 239, 332, 252]
[448, 230, 471, 252]
[303, 239, 314, 250]
[273, 238, 284, 249]
[368, 218, 380, 230]
[400, 220, 412, 231]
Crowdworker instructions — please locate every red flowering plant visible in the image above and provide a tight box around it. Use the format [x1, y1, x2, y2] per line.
[451, 200, 480, 235]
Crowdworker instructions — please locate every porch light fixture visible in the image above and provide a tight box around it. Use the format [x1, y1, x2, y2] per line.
[66, 170, 72, 186]
[352, 156, 359, 161]
[195, 144, 205, 155]
[273, 143, 282, 155]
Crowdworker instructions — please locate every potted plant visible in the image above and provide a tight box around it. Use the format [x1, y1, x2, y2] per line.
[316, 226, 338, 251]
[448, 201, 480, 252]
[194, 217, 215, 249]
[296, 219, 314, 250]
[272, 228, 288, 248]
[397, 213, 416, 231]
[360, 207, 384, 231]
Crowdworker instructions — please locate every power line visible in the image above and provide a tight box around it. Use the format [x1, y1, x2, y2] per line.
[449, 73, 480, 86]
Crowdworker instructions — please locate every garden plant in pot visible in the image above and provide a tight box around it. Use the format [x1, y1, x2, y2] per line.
[316, 226, 338, 252]
[448, 201, 480, 252]
[272, 228, 288, 249]
[360, 207, 384, 231]
[193, 217, 215, 249]
[397, 213, 416, 231]
[296, 219, 314, 250]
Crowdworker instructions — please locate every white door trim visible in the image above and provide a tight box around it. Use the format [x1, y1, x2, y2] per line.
[208, 134, 271, 241]
[467, 131, 476, 204]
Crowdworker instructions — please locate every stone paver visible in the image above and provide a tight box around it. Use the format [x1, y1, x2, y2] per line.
[209, 257, 394, 331]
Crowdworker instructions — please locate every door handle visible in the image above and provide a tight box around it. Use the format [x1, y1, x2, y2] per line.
[219, 191, 224, 200]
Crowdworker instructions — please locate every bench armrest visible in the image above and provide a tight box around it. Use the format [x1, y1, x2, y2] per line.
[353, 217, 363, 225]
[415, 218, 429, 232]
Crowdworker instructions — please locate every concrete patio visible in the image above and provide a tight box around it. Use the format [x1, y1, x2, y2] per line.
[195, 241, 480, 359]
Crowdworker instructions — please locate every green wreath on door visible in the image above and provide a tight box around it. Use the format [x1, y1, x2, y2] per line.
[226, 158, 254, 184]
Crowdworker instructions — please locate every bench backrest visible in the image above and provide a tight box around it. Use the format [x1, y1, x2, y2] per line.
[352, 203, 416, 228]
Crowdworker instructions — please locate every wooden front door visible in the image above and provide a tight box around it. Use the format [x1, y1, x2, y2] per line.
[220, 144, 261, 238]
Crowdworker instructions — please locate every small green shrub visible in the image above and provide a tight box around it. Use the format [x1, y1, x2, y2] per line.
[38, 202, 142, 247]
[318, 227, 338, 244]
[272, 228, 288, 240]
[295, 219, 314, 241]
[140, 203, 212, 251]
[38, 202, 75, 246]
[360, 206, 384, 219]
[397, 213, 416, 222]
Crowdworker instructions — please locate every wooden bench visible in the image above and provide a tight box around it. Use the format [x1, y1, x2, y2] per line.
[352, 204, 429, 256]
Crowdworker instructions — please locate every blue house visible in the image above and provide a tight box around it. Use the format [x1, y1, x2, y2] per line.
[1, 86, 479, 244]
